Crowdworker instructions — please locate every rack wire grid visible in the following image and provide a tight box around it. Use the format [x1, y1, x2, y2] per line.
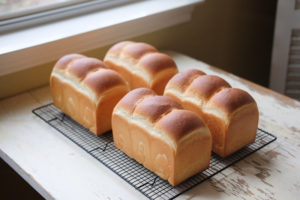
[32, 103, 277, 200]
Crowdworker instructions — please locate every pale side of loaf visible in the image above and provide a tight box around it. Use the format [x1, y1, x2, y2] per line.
[103, 41, 178, 95]
[50, 54, 129, 135]
[112, 88, 212, 186]
[164, 69, 259, 157]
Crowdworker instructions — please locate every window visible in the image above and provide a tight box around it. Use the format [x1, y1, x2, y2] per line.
[0, 0, 202, 76]
[0, 0, 81, 18]
[0, 0, 135, 33]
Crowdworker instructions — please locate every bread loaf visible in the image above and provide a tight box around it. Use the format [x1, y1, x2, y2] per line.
[104, 41, 178, 95]
[50, 54, 129, 135]
[112, 88, 212, 186]
[164, 69, 259, 157]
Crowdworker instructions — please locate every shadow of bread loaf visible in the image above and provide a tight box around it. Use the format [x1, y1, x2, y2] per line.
[164, 69, 259, 158]
[112, 88, 212, 186]
[103, 41, 178, 95]
[50, 54, 129, 135]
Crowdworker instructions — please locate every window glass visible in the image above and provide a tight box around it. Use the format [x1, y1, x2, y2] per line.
[0, 0, 84, 20]
[0, 0, 135, 33]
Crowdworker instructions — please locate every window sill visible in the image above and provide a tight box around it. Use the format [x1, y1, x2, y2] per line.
[0, 0, 202, 76]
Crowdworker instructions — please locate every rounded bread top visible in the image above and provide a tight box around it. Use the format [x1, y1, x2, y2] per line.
[104, 41, 178, 78]
[114, 88, 207, 143]
[166, 69, 206, 92]
[155, 109, 206, 142]
[187, 75, 231, 101]
[54, 54, 85, 70]
[165, 69, 257, 115]
[115, 88, 156, 114]
[105, 41, 134, 56]
[52, 54, 128, 95]
[68, 57, 107, 81]
[106, 41, 157, 60]
[83, 69, 128, 94]
[208, 88, 256, 114]
[137, 52, 177, 77]
[134, 95, 182, 123]
[122, 42, 157, 59]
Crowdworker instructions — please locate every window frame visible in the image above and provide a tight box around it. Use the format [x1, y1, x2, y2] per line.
[0, 0, 203, 76]
[0, 0, 136, 33]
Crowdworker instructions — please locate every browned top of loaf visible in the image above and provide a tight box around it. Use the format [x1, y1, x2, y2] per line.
[107, 41, 157, 59]
[105, 41, 177, 76]
[134, 96, 182, 123]
[123, 42, 157, 59]
[209, 88, 256, 114]
[68, 57, 107, 81]
[106, 41, 133, 56]
[188, 75, 231, 101]
[155, 109, 205, 142]
[166, 69, 206, 92]
[53, 54, 127, 95]
[165, 69, 257, 114]
[116, 88, 156, 113]
[138, 52, 177, 76]
[54, 54, 85, 70]
[115, 88, 206, 143]
[83, 69, 127, 94]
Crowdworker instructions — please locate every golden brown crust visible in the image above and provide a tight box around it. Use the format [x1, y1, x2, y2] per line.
[116, 88, 156, 114]
[155, 109, 205, 142]
[96, 88, 129, 134]
[164, 69, 259, 157]
[53, 55, 127, 97]
[67, 57, 106, 80]
[187, 75, 231, 101]
[106, 41, 134, 56]
[166, 69, 206, 92]
[137, 52, 176, 76]
[134, 96, 182, 123]
[123, 42, 157, 59]
[50, 54, 130, 135]
[83, 69, 127, 95]
[104, 41, 178, 94]
[209, 88, 256, 114]
[53, 54, 85, 70]
[112, 88, 212, 185]
[116, 88, 205, 142]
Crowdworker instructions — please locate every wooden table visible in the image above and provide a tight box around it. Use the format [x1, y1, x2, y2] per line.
[1, 52, 299, 200]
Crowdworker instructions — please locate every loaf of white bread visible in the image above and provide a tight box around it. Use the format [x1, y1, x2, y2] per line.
[104, 41, 178, 95]
[50, 54, 129, 135]
[112, 88, 212, 186]
[164, 69, 259, 157]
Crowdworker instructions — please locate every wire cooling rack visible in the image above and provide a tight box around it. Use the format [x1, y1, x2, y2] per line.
[32, 103, 276, 200]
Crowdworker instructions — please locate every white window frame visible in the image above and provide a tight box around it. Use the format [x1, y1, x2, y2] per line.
[0, 0, 203, 76]
[269, 0, 300, 96]
[0, 0, 135, 32]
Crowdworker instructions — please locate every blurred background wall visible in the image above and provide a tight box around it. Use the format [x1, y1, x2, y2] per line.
[133, 0, 277, 87]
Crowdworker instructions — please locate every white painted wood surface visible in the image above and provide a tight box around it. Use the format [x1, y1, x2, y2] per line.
[0, 52, 300, 200]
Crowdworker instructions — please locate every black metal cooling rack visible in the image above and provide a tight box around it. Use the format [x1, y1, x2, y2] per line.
[32, 103, 277, 200]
